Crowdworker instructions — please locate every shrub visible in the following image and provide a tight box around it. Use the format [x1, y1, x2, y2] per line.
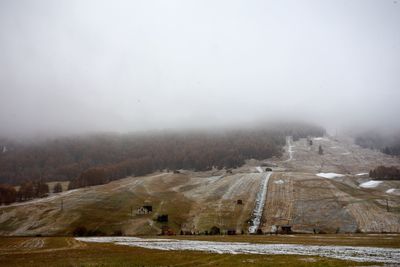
[209, 226, 220, 235]
[72, 226, 87, 236]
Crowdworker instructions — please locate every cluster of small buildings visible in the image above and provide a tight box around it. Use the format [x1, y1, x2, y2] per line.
[135, 204, 292, 236]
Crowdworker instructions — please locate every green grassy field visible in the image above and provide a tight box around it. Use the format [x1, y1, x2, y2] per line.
[0, 235, 394, 266]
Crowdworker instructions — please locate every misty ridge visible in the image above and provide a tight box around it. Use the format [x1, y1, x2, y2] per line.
[0, 0, 399, 139]
[0, 0, 399, 186]
[2, 2, 400, 264]
[0, 122, 325, 186]
[1, 0, 400, 198]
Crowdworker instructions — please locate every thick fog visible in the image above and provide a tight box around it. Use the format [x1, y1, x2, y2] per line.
[0, 0, 399, 137]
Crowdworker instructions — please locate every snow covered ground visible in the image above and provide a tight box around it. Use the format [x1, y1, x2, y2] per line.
[284, 136, 294, 162]
[386, 188, 400, 195]
[316, 173, 345, 179]
[248, 172, 272, 234]
[359, 180, 382, 188]
[76, 237, 400, 264]
[356, 173, 369, 176]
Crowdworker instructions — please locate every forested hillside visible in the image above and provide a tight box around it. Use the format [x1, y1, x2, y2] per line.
[355, 131, 400, 156]
[0, 123, 324, 189]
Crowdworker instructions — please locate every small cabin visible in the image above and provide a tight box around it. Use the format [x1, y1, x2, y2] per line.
[280, 225, 292, 234]
[136, 205, 152, 215]
[227, 229, 236, 235]
[143, 205, 152, 212]
[156, 214, 169, 222]
[161, 225, 175, 235]
[237, 199, 243, 205]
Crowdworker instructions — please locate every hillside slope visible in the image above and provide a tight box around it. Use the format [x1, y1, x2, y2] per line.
[1, 135, 399, 235]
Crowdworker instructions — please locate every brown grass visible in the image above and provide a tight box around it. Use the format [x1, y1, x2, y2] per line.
[0, 237, 381, 267]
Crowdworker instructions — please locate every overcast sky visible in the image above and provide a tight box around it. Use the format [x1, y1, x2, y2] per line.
[0, 0, 399, 137]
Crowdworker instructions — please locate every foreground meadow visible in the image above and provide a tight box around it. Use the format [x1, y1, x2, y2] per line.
[1, 235, 400, 266]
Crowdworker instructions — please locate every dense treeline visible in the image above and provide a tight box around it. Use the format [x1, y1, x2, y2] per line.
[369, 166, 400, 180]
[0, 180, 49, 205]
[68, 129, 287, 189]
[0, 123, 325, 190]
[17, 180, 50, 201]
[355, 131, 400, 156]
[0, 184, 16, 205]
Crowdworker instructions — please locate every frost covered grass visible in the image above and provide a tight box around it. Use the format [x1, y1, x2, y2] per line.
[386, 188, 400, 195]
[0, 236, 384, 267]
[316, 173, 345, 179]
[359, 180, 382, 188]
[76, 236, 400, 264]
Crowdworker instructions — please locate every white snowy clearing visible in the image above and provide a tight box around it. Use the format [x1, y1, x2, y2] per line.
[284, 136, 294, 162]
[356, 173, 369, 176]
[386, 188, 400, 195]
[248, 172, 272, 234]
[359, 180, 382, 188]
[76, 237, 400, 264]
[316, 173, 345, 179]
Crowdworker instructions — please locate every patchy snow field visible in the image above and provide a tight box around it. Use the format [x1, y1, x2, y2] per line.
[316, 173, 345, 179]
[76, 236, 400, 264]
[359, 180, 382, 188]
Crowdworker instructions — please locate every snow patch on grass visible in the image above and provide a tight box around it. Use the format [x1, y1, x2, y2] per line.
[274, 179, 284, 184]
[356, 173, 369, 176]
[386, 188, 400, 195]
[316, 173, 345, 179]
[76, 237, 400, 264]
[359, 180, 382, 188]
